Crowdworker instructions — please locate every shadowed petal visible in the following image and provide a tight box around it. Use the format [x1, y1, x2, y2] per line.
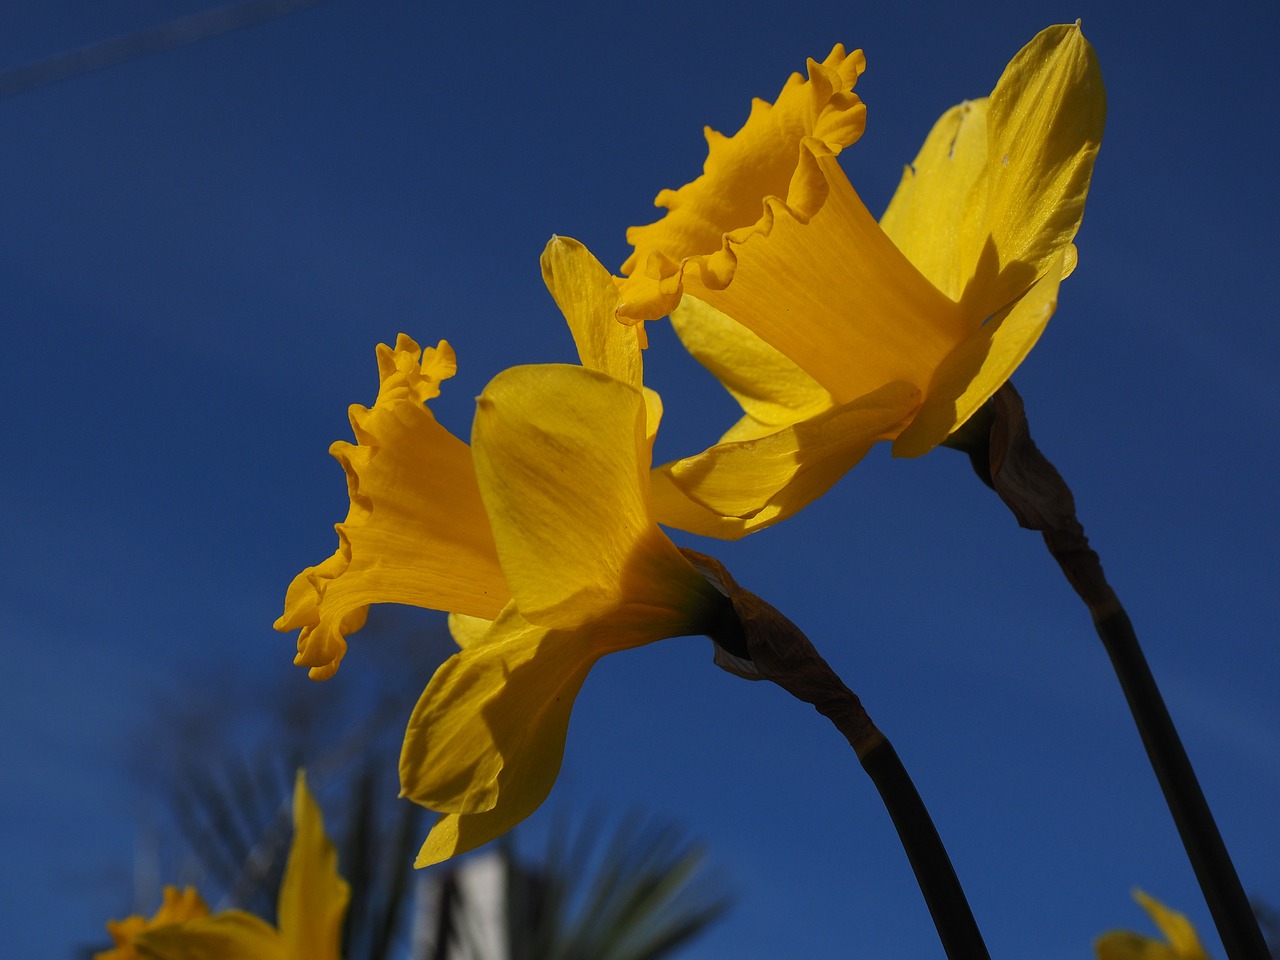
[654, 380, 921, 537]
[132, 913, 282, 960]
[894, 249, 1063, 457]
[400, 606, 599, 816]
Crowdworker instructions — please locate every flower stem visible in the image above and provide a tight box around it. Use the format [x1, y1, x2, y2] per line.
[859, 735, 992, 960]
[686, 550, 991, 960]
[956, 384, 1268, 960]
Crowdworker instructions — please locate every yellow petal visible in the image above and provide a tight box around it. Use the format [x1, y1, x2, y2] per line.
[99, 888, 212, 960]
[129, 916, 280, 960]
[1134, 891, 1212, 960]
[669, 295, 835, 429]
[541, 236, 644, 390]
[414, 806, 528, 869]
[472, 364, 716, 632]
[275, 335, 509, 680]
[653, 380, 921, 537]
[960, 22, 1105, 320]
[1094, 931, 1182, 960]
[893, 248, 1062, 457]
[400, 606, 598, 817]
[880, 98, 991, 302]
[619, 44, 867, 320]
[277, 771, 349, 960]
[447, 611, 494, 648]
[132, 912, 284, 960]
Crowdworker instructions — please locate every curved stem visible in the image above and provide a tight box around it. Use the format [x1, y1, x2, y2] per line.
[1089, 603, 1267, 960]
[857, 736, 991, 960]
[686, 549, 991, 960]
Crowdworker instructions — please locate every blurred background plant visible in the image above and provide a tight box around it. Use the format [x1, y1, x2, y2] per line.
[82, 605, 730, 959]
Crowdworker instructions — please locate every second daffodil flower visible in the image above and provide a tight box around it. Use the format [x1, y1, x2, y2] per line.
[277, 238, 730, 867]
[618, 24, 1105, 538]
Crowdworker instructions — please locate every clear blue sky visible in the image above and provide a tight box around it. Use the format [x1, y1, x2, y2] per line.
[3, 1, 1277, 957]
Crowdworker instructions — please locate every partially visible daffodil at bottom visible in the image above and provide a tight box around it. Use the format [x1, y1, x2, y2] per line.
[276, 237, 732, 867]
[97, 771, 349, 960]
[1095, 891, 1212, 960]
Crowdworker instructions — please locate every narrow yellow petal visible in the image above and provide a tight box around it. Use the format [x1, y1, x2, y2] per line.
[880, 98, 991, 302]
[132, 913, 284, 960]
[473, 364, 715, 631]
[414, 806, 527, 868]
[276, 772, 349, 960]
[893, 249, 1062, 458]
[619, 44, 867, 320]
[655, 380, 921, 533]
[1134, 891, 1212, 960]
[960, 22, 1105, 320]
[541, 236, 644, 390]
[275, 335, 509, 680]
[400, 606, 597, 816]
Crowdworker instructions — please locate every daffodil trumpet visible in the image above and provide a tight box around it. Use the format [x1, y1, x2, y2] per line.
[951, 385, 1268, 960]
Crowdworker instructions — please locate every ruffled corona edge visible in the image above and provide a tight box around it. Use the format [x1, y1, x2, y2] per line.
[618, 44, 867, 321]
[274, 336, 489, 681]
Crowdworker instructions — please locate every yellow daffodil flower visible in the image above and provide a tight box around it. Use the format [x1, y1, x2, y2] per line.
[98, 771, 349, 960]
[618, 24, 1105, 538]
[1095, 890, 1213, 960]
[278, 238, 730, 867]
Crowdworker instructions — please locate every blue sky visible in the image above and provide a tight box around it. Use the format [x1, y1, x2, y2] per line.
[3, 1, 1278, 957]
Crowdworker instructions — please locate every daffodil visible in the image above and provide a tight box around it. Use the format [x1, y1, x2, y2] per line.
[277, 238, 730, 867]
[98, 771, 349, 960]
[618, 24, 1105, 538]
[1095, 890, 1213, 960]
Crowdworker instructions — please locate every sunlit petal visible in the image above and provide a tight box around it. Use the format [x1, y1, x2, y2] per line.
[542, 235, 645, 390]
[473, 364, 714, 631]
[880, 98, 990, 301]
[960, 22, 1106, 320]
